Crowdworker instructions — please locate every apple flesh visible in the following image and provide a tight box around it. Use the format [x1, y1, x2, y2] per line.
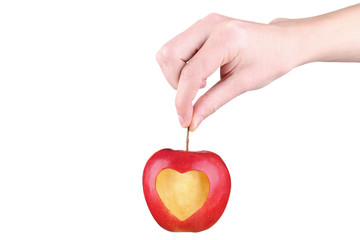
[143, 148, 231, 232]
[156, 168, 210, 221]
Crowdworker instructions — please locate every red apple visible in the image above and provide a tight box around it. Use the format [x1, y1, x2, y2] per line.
[143, 148, 231, 232]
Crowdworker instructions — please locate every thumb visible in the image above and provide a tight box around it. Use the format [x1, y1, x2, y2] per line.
[189, 75, 247, 131]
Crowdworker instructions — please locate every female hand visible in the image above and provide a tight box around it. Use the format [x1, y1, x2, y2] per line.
[156, 14, 297, 131]
[156, 4, 360, 131]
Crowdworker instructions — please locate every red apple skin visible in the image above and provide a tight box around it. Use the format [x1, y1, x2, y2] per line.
[143, 148, 231, 232]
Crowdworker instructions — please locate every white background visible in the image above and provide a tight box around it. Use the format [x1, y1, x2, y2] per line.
[0, 0, 359, 239]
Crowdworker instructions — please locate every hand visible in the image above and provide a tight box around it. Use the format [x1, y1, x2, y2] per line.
[156, 14, 297, 131]
[157, 4, 360, 131]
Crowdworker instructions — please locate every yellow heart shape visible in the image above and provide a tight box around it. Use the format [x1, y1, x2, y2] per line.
[155, 168, 210, 221]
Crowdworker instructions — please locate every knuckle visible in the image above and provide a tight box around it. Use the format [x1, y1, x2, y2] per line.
[213, 19, 248, 49]
[270, 18, 289, 25]
[240, 82, 251, 93]
[224, 19, 239, 30]
[222, 19, 244, 35]
[200, 94, 223, 115]
[202, 13, 224, 24]
[210, 97, 223, 114]
[180, 64, 198, 79]
[156, 44, 175, 64]
[169, 82, 178, 90]
[205, 13, 221, 20]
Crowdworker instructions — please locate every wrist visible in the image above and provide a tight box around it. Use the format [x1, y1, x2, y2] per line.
[273, 4, 360, 66]
[271, 18, 322, 68]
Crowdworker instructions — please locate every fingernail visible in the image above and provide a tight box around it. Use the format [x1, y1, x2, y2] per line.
[192, 116, 204, 131]
[178, 115, 187, 128]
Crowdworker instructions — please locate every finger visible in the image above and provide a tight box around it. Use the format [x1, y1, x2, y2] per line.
[156, 13, 224, 89]
[189, 74, 247, 131]
[175, 36, 227, 128]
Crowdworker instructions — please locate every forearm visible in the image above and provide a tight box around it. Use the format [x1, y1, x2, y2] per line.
[282, 4, 360, 67]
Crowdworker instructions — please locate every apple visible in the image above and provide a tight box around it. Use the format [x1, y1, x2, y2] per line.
[143, 148, 231, 232]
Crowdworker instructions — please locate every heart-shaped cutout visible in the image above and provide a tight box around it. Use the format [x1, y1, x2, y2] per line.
[155, 168, 210, 221]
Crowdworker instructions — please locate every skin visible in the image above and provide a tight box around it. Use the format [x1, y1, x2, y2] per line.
[156, 4, 360, 131]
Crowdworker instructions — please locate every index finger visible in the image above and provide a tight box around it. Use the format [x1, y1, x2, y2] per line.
[175, 35, 227, 127]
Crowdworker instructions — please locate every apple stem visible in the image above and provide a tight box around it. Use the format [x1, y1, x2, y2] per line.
[186, 127, 189, 152]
